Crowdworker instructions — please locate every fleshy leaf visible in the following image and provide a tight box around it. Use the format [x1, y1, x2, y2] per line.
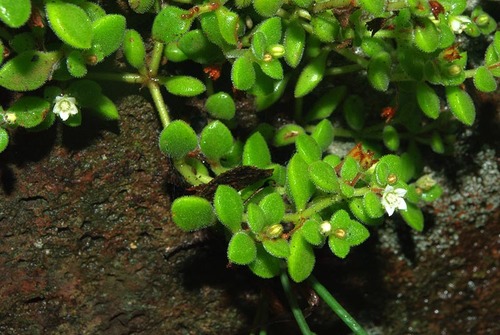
[214, 185, 243, 232]
[400, 202, 424, 231]
[164, 76, 206, 97]
[0, 0, 31, 28]
[288, 231, 315, 282]
[159, 120, 198, 160]
[306, 86, 346, 121]
[259, 192, 285, 226]
[295, 134, 322, 164]
[200, 120, 233, 160]
[294, 50, 328, 98]
[9, 96, 50, 128]
[416, 82, 440, 119]
[243, 132, 271, 168]
[445, 85, 475, 126]
[152, 6, 193, 44]
[0, 51, 60, 91]
[286, 153, 315, 211]
[273, 124, 305, 147]
[343, 95, 365, 131]
[123, 29, 146, 69]
[46, 0, 93, 49]
[0, 128, 8, 153]
[205, 92, 236, 120]
[171, 196, 216, 232]
[308, 160, 339, 193]
[248, 244, 281, 278]
[228, 232, 257, 265]
[300, 220, 324, 246]
[92, 14, 126, 59]
[253, 0, 283, 17]
[284, 21, 305, 68]
[231, 55, 256, 90]
[66, 50, 87, 78]
[382, 125, 400, 151]
[263, 239, 289, 259]
[247, 203, 266, 233]
[128, 0, 154, 14]
[473, 66, 497, 93]
[311, 119, 334, 151]
[216, 6, 239, 45]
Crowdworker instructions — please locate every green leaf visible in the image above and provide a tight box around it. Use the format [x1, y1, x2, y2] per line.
[430, 131, 444, 154]
[328, 236, 350, 259]
[273, 124, 305, 146]
[231, 55, 256, 90]
[66, 50, 87, 78]
[171, 196, 216, 232]
[421, 185, 443, 202]
[445, 85, 475, 126]
[300, 219, 324, 246]
[46, 0, 93, 49]
[484, 44, 500, 77]
[10, 32, 36, 54]
[286, 153, 315, 211]
[0, 51, 60, 91]
[123, 29, 146, 69]
[363, 191, 385, 218]
[243, 132, 271, 168]
[220, 140, 243, 168]
[343, 95, 365, 131]
[311, 12, 340, 43]
[86, 94, 119, 121]
[292, 0, 314, 6]
[205, 92, 235, 120]
[288, 231, 315, 282]
[255, 74, 290, 111]
[92, 14, 126, 58]
[248, 244, 281, 278]
[414, 17, 439, 53]
[228, 232, 257, 265]
[259, 59, 283, 80]
[284, 21, 305, 68]
[294, 50, 328, 98]
[340, 156, 359, 182]
[382, 125, 400, 151]
[374, 162, 390, 186]
[400, 202, 424, 231]
[473, 66, 497, 93]
[377, 155, 403, 181]
[255, 17, 282, 46]
[247, 203, 266, 233]
[296, 134, 322, 164]
[200, 120, 233, 160]
[128, 0, 154, 14]
[251, 32, 267, 60]
[311, 119, 334, 151]
[164, 42, 188, 62]
[367, 52, 391, 91]
[253, 0, 283, 17]
[0, 128, 8, 153]
[216, 6, 239, 45]
[158, 120, 198, 159]
[306, 86, 346, 121]
[308, 160, 339, 193]
[164, 76, 206, 97]
[152, 6, 193, 44]
[178, 29, 222, 64]
[259, 192, 285, 226]
[66, 79, 101, 107]
[263, 239, 289, 258]
[416, 82, 440, 119]
[0, 0, 31, 28]
[359, 0, 385, 16]
[9, 96, 50, 128]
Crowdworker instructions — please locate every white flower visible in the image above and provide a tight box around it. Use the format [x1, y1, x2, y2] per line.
[319, 221, 332, 235]
[381, 185, 407, 216]
[449, 15, 472, 34]
[53, 95, 78, 121]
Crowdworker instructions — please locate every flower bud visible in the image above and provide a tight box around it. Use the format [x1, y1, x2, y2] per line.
[447, 64, 462, 76]
[267, 44, 285, 58]
[415, 174, 437, 190]
[266, 224, 283, 239]
[3, 113, 17, 124]
[387, 173, 398, 185]
[333, 228, 346, 239]
[319, 221, 332, 235]
[474, 14, 490, 27]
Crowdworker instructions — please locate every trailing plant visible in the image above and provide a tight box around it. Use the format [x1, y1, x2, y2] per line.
[0, 0, 498, 333]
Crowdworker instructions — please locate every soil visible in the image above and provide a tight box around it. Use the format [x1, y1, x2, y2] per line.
[1, 84, 499, 335]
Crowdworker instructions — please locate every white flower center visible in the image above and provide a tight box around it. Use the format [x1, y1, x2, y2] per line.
[58, 100, 72, 112]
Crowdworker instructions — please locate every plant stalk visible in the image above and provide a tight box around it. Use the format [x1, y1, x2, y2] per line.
[307, 275, 368, 335]
[280, 272, 314, 335]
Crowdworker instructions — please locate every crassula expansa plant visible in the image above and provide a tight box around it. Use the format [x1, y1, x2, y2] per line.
[0, 0, 498, 333]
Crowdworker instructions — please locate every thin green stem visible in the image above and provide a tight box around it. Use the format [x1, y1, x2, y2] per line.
[148, 81, 170, 128]
[283, 194, 342, 223]
[280, 272, 314, 335]
[173, 159, 212, 186]
[333, 48, 369, 68]
[312, 0, 351, 13]
[149, 41, 165, 77]
[307, 275, 368, 335]
[86, 72, 145, 84]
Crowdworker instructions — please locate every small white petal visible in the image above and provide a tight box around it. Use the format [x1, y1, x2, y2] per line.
[394, 188, 407, 197]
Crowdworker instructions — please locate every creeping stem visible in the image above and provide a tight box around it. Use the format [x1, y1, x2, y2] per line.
[308, 275, 368, 335]
[280, 272, 314, 335]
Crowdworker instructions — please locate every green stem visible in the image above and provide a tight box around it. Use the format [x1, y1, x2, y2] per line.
[283, 194, 342, 223]
[148, 81, 170, 128]
[86, 72, 145, 84]
[307, 275, 368, 335]
[333, 48, 369, 68]
[173, 159, 212, 186]
[280, 272, 314, 335]
[149, 41, 165, 77]
[312, 0, 351, 13]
